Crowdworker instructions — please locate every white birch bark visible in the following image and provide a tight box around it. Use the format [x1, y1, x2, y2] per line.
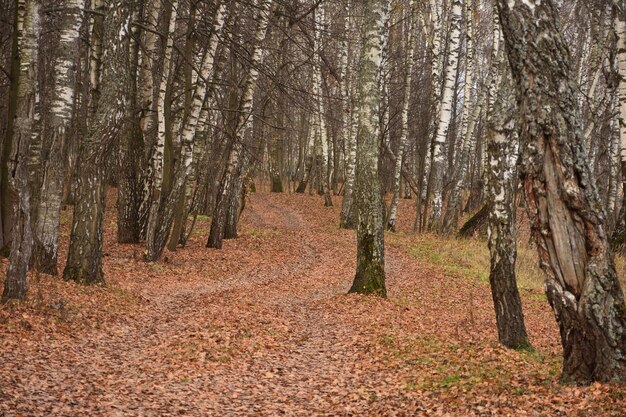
[145, 2, 228, 260]
[208, 0, 273, 249]
[313, 3, 332, 206]
[32, 0, 84, 274]
[616, 0, 626, 230]
[145, 0, 178, 253]
[349, 0, 388, 297]
[426, 0, 462, 232]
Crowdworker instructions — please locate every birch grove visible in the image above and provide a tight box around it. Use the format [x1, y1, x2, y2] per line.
[1, 0, 626, 386]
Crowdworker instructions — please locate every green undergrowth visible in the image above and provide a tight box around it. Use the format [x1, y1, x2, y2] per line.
[397, 233, 545, 295]
[378, 333, 561, 393]
[396, 232, 626, 298]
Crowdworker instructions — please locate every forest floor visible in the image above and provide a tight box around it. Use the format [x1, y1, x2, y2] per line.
[1, 191, 625, 416]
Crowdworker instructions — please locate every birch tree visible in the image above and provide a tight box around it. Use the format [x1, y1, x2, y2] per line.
[498, 0, 626, 384]
[444, 0, 475, 234]
[31, 0, 84, 274]
[348, 0, 388, 297]
[63, 0, 130, 284]
[145, 2, 228, 261]
[2, 0, 39, 301]
[339, 0, 359, 229]
[426, 0, 462, 232]
[386, 0, 416, 232]
[486, 80, 530, 350]
[313, 4, 332, 207]
[207, 0, 272, 249]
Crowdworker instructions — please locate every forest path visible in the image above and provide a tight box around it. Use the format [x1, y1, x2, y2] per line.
[1, 192, 416, 416]
[4, 192, 613, 416]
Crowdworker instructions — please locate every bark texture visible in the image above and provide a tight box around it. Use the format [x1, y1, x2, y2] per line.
[348, 0, 388, 297]
[63, 0, 130, 284]
[32, 0, 84, 274]
[486, 85, 530, 350]
[498, 0, 626, 384]
[2, 0, 39, 301]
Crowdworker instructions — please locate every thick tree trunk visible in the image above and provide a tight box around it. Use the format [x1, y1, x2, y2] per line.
[0, 0, 23, 255]
[348, 0, 388, 297]
[117, 0, 146, 244]
[2, 0, 39, 301]
[31, 0, 84, 274]
[63, 0, 130, 284]
[498, 0, 626, 384]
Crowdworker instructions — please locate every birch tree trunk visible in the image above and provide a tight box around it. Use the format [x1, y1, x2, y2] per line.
[486, 83, 530, 350]
[617, 1, 626, 237]
[444, 0, 475, 234]
[426, 0, 462, 233]
[63, 0, 130, 284]
[0, 0, 25, 255]
[386, 0, 416, 232]
[31, 0, 84, 274]
[339, 0, 359, 229]
[348, 0, 388, 297]
[145, 2, 228, 261]
[144, 0, 178, 258]
[207, 0, 272, 249]
[313, 4, 332, 207]
[498, 0, 626, 384]
[117, 0, 146, 244]
[2, 0, 39, 301]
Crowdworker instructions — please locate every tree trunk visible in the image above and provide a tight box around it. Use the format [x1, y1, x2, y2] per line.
[207, 0, 272, 249]
[443, 0, 477, 234]
[31, 0, 84, 274]
[486, 79, 530, 350]
[387, 0, 416, 232]
[348, 0, 388, 297]
[2, 0, 39, 301]
[339, 0, 358, 229]
[63, 0, 130, 284]
[0, 0, 23, 256]
[426, 0, 462, 232]
[498, 0, 626, 384]
[145, 2, 227, 261]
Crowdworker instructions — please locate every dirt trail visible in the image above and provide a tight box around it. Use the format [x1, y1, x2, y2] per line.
[2, 193, 621, 416]
[1, 194, 383, 416]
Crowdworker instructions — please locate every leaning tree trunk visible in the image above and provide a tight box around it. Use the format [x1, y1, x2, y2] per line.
[63, 0, 130, 284]
[207, 0, 272, 249]
[32, 0, 84, 274]
[348, 0, 388, 297]
[486, 80, 530, 350]
[497, 0, 626, 384]
[387, 0, 416, 232]
[2, 0, 39, 301]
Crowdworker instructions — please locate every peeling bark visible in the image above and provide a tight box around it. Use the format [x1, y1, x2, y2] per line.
[498, 0, 626, 384]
